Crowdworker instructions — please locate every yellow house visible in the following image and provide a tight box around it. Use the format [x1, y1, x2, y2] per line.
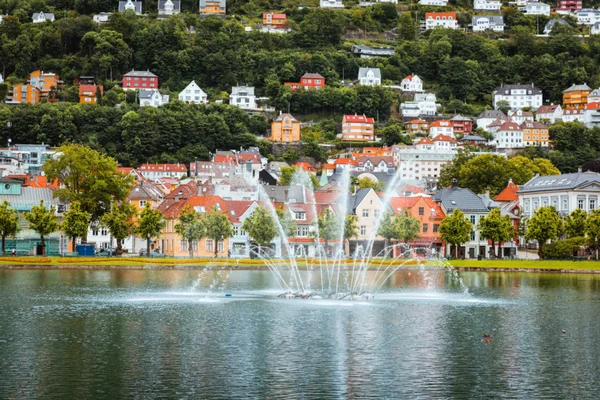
[563, 83, 591, 110]
[269, 113, 301, 142]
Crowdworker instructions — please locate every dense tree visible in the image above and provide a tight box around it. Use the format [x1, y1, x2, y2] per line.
[242, 205, 277, 256]
[440, 209, 472, 259]
[101, 202, 137, 255]
[477, 208, 514, 258]
[525, 206, 561, 258]
[136, 203, 166, 257]
[344, 215, 359, 241]
[174, 206, 206, 258]
[202, 206, 233, 257]
[398, 12, 418, 41]
[395, 210, 421, 244]
[276, 205, 297, 239]
[279, 165, 320, 188]
[318, 209, 340, 256]
[377, 211, 400, 254]
[564, 208, 588, 239]
[25, 200, 59, 256]
[586, 209, 600, 260]
[0, 200, 19, 255]
[62, 201, 90, 252]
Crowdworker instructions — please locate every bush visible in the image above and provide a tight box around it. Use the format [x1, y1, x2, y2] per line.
[540, 237, 587, 259]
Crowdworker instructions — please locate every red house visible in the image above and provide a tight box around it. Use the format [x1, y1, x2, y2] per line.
[284, 73, 325, 91]
[556, 0, 582, 13]
[122, 70, 158, 91]
[449, 115, 473, 135]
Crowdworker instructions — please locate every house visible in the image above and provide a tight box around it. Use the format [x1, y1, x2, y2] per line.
[507, 109, 534, 124]
[583, 102, 600, 128]
[158, 0, 181, 16]
[474, 0, 501, 12]
[487, 118, 508, 134]
[0, 144, 55, 175]
[118, 1, 143, 14]
[563, 83, 592, 110]
[269, 113, 301, 143]
[388, 196, 445, 254]
[406, 120, 429, 136]
[347, 188, 386, 256]
[358, 68, 381, 87]
[139, 90, 169, 107]
[576, 9, 600, 25]
[122, 70, 158, 90]
[428, 120, 454, 138]
[32, 11, 55, 23]
[93, 13, 112, 23]
[5, 70, 62, 104]
[178, 81, 208, 104]
[519, 171, 600, 218]
[543, 19, 569, 34]
[562, 108, 584, 123]
[425, 12, 458, 30]
[525, 2, 551, 16]
[536, 104, 563, 124]
[493, 121, 523, 149]
[320, 0, 345, 7]
[472, 16, 505, 32]
[401, 93, 440, 117]
[79, 84, 103, 104]
[342, 114, 375, 142]
[139, 163, 188, 179]
[284, 73, 325, 91]
[521, 121, 550, 147]
[396, 183, 426, 197]
[477, 110, 507, 131]
[350, 45, 395, 58]
[449, 115, 473, 135]
[418, 0, 448, 5]
[230, 86, 257, 109]
[431, 134, 458, 150]
[356, 156, 395, 172]
[333, 158, 359, 170]
[400, 75, 423, 92]
[199, 0, 226, 15]
[6, 84, 41, 104]
[394, 141, 455, 185]
[295, 162, 317, 174]
[592, 22, 600, 34]
[263, 12, 286, 28]
[493, 83, 543, 110]
[458, 135, 489, 147]
[590, 88, 600, 103]
[556, 0, 582, 14]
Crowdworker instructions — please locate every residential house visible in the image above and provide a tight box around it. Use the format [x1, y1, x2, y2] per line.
[401, 93, 440, 117]
[589, 88, 600, 103]
[474, 0, 502, 12]
[521, 120, 550, 147]
[139, 163, 188, 179]
[592, 22, 600, 34]
[418, 0, 448, 6]
[477, 110, 507, 131]
[356, 156, 395, 172]
[358, 67, 381, 86]
[93, 13, 112, 23]
[122, 70, 158, 90]
[342, 114, 375, 142]
[406, 119, 429, 136]
[576, 9, 600, 25]
[536, 104, 563, 124]
[295, 162, 317, 175]
[32, 11, 55, 23]
[494, 121, 523, 149]
[507, 109, 534, 124]
[519, 171, 600, 218]
[79, 84, 102, 104]
[400, 75, 423, 92]
[458, 135, 489, 147]
[284, 73, 325, 91]
[394, 140, 455, 185]
[563, 83, 592, 110]
[431, 134, 458, 150]
[487, 118, 508, 134]
[269, 113, 301, 143]
[199, 0, 226, 14]
[6, 70, 62, 104]
[118, 1, 143, 14]
[543, 19, 569, 34]
[428, 120, 454, 138]
[350, 45, 395, 58]
[230, 86, 257, 109]
[472, 16, 505, 32]
[263, 12, 287, 27]
[139, 90, 169, 107]
[320, 0, 345, 7]
[6, 84, 41, 104]
[493, 83, 543, 110]
[395, 183, 426, 197]
[389, 196, 445, 254]
[333, 158, 359, 170]
[562, 108, 584, 122]
[556, 0, 582, 14]
[583, 102, 600, 128]
[425, 12, 458, 30]
[178, 81, 208, 104]
[0, 144, 55, 175]
[347, 188, 386, 256]
[449, 115, 473, 135]
[158, 0, 180, 16]
[228, 201, 267, 257]
[525, 2, 551, 16]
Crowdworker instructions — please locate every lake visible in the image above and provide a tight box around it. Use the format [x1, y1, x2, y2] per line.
[1, 268, 599, 399]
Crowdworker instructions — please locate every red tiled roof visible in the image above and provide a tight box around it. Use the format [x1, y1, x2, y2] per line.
[223, 200, 257, 223]
[265, 13, 286, 19]
[295, 161, 317, 172]
[416, 137, 434, 145]
[536, 105, 559, 114]
[334, 158, 358, 166]
[432, 134, 456, 143]
[586, 102, 600, 110]
[396, 184, 425, 195]
[495, 181, 520, 202]
[314, 191, 346, 204]
[498, 121, 522, 131]
[79, 84, 101, 95]
[343, 114, 375, 124]
[408, 119, 428, 124]
[403, 75, 415, 80]
[213, 155, 237, 163]
[322, 163, 336, 170]
[139, 163, 187, 172]
[426, 12, 456, 18]
[429, 120, 452, 128]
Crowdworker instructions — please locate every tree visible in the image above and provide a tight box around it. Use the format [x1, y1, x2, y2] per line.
[477, 208, 514, 258]
[344, 215, 359, 240]
[458, 154, 511, 196]
[440, 209, 472, 259]
[586, 209, 600, 260]
[202, 206, 233, 257]
[25, 200, 59, 256]
[62, 202, 90, 252]
[43, 144, 134, 227]
[0, 200, 19, 255]
[279, 165, 320, 188]
[276, 205, 297, 239]
[564, 208, 588, 239]
[525, 206, 561, 258]
[398, 12, 418, 41]
[496, 100, 511, 115]
[377, 211, 400, 254]
[396, 210, 421, 244]
[318, 209, 340, 256]
[174, 207, 206, 258]
[101, 202, 137, 255]
[242, 205, 277, 256]
[136, 203, 166, 257]
[358, 177, 383, 191]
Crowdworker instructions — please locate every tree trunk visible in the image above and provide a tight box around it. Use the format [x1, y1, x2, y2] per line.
[2, 234, 5, 255]
[214, 239, 218, 258]
[454, 244, 458, 259]
[41, 235, 46, 256]
[490, 241, 495, 258]
[116, 239, 122, 255]
[384, 238, 389, 258]
[72, 237, 76, 253]
[147, 238, 151, 257]
[189, 240, 193, 258]
[538, 242, 543, 259]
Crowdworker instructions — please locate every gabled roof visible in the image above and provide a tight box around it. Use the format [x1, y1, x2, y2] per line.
[493, 84, 542, 95]
[408, 119, 428, 124]
[495, 179, 519, 202]
[458, 135, 488, 142]
[356, 156, 394, 166]
[536, 104, 560, 114]
[273, 113, 298, 122]
[586, 102, 600, 110]
[518, 172, 600, 193]
[432, 186, 491, 213]
[301, 73, 325, 80]
[334, 158, 359, 166]
[358, 67, 382, 79]
[343, 114, 375, 124]
[416, 137, 434, 145]
[223, 200, 257, 223]
[432, 134, 456, 143]
[396, 184, 426, 196]
[347, 188, 376, 213]
[123, 69, 156, 77]
[139, 163, 187, 172]
[429, 120, 452, 128]
[478, 110, 507, 119]
[295, 161, 317, 172]
[264, 13, 286, 19]
[520, 121, 548, 129]
[498, 121, 522, 131]
[450, 115, 471, 122]
[563, 83, 592, 93]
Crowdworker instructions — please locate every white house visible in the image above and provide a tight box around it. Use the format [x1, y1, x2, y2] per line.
[358, 67, 381, 86]
[536, 104, 563, 124]
[493, 83, 543, 110]
[474, 0, 501, 11]
[401, 75, 423, 92]
[507, 109, 534, 124]
[584, 102, 600, 128]
[576, 9, 600, 25]
[592, 21, 600, 34]
[139, 90, 169, 107]
[320, 0, 345, 7]
[525, 2, 551, 16]
[425, 12, 458, 30]
[428, 120, 454, 138]
[418, 0, 448, 5]
[118, 0, 143, 15]
[32, 11, 55, 23]
[589, 88, 600, 103]
[477, 110, 507, 131]
[178, 81, 208, 104]
[230, 86, 257, 109]
[158, 0, 181, 16]
[562, 109, 584, 123]
[401, 93, 440, 117]
[359, 0, 398, 5]
[493, 121, 524, 149]
[472, 16, 505, 32]
[93, 13, 112, 23]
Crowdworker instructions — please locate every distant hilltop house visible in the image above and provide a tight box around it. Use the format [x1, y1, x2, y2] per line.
[425, 12, 458, 30]
[179, 81, 208, 104]
[401, 93, 440, 118]
[320, 0, 344, 8]
[472, 16, 505, 32]
[592, 21, 600, 35]
[563, 83, 592, 110]
[158, 0, 181, 16]
[199, 0, 226, 15]
[261, 12, 290, 33]
[418, 0, 448, 6]
[119, 0, 143, 15]
[525, 2, 551, 16]
[428, 120, 454, 138]
[230, 86, 257, 109]
[269, 113, 301, 143]
[401, 75, 423, 92]
[351, 45, 395, 58]
[93, 13, 112, 23]
[556, 0, 582, 14]
[284, 73, 325, 91]
[79, 79, 103, 104]
[474, 0, 501, 12]
[32, 11, 54, 23]
[493, 121, 524, 150]
[122, 70, 158, 90]
[139, 163, 188, 179]
[342, 114, 375, 142]
[493, 83, 543, 110]
[139, 90, 169, 107]
[577, 9, 600, 25]
[359, 0, 398, 5]
[358, 67, 381, 87]
[5, 70, 62, 104]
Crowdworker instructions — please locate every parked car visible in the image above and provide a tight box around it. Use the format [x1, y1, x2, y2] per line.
[139, 248, 166, 257]
[96, 248, 116, 256]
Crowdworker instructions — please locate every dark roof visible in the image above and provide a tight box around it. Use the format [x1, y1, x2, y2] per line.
[347, 188, 372, 213]
[493, 84, 542, 95]
[518, 172, 600, 194]
[458, 135, 488, 142]
[432, 186, 490, 213]
[258, 185, 305, 203]
[477, 110, 506, 119]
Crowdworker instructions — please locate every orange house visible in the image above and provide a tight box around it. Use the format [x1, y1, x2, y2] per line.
[520, 120, 550, 147]
[563, 83, 591, 110]
[389, 196, 445, 254]
[284, 73, 325, 91]
[263, 12, 286, 27]
[199, 0, 226, 15]
[9, 84, 41, 104]
[342, 114, 375, 142]
[79, 84, 103, 104]
[28, 70, 61, 92]
[406, 119, 429, 136]
[269, 113, 301, 142]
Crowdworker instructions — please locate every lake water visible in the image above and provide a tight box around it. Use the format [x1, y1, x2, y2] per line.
[1, 268, 599, 399]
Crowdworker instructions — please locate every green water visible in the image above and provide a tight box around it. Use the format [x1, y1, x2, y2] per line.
[0, 269, 599, 399]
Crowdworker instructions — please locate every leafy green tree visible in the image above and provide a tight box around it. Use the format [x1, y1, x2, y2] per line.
[396, 210, 421, 244]
[377, 211, 400, 253]
[242, 205, 277, 255]
[496, 100, 511, 115]
[440, 209, 472, 259]
[477, 208, 514, 258]
[101, 202, 137, 255]
[564, 208, 588, 239]
[358, 177, 383, 191]
[62, 202, 90, 252]
[25, 200, 59, 256]
[525, 206, 561, 258]
[438, 150, 473, 189]
[458, 154, 510, 196]
[279, 166, 320, 188]
[299, 9, 344, 47]
[318, 209, 340, 256]
[202, 206, 233, 257]
[398, 12, 418, 40]
[381, 124, 411, 146]
[136, 203, 166, 257]
[80, 30, 132, 80]
[0, 200, 20, 255]
[174, 206, 206, 258]
[344, 215, 359, 240]
[586, 209, 600, 260]
[276, 206, 297, 239]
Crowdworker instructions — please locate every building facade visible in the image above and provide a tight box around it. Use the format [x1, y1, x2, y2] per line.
[342, 114, 375, 142]
[122, 70, 158, 90]
[493, 83, 543, 110]
[269, 113, 301, 142]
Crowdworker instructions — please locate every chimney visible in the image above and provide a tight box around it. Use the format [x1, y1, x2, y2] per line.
[451, 178, 458, 188]
[485, 189, 490, 198]
[578, 167, 582, 173]
[508, 177, 512, 184]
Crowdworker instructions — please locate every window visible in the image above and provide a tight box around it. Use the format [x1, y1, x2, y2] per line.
[297, 226, 309, 237]
[360, 225, 367, 235]
[362, 209, 369, 217]
[578, 199, 585, 209]
[423, 224, 429, 233]
[433, 224, 439, 233]
[181, 240, 187, 251]
[139, 200, 147, 208]
[233, 226, 239, 236]
[206, 239, 214, 252]
[470, 215, 476, 225]
[294, 212, 306, 220]
[217, 241, 224, 252]
[591, 199, 597, 210]
[418, 207, 424, 216]
[374, 209, 380, 219]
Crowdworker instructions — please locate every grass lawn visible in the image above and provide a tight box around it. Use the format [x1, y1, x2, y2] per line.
[449, 259, 600, 271]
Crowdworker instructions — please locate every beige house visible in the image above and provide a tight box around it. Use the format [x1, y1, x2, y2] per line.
[347, 188, 385, 256]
